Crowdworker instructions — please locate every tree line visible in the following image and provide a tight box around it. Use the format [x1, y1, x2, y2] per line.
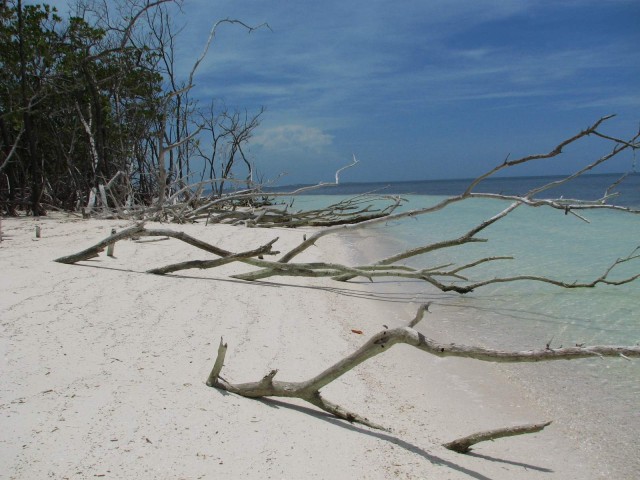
[0, 0, 263, 216]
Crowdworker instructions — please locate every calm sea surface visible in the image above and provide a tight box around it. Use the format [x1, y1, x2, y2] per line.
[283, 172, 640, 207]
[288, 173, 639, 477]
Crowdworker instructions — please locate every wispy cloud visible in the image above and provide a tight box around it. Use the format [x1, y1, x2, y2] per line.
[183, 1, 638, 115]
[252, 125, 333, 153]
[30, 0, 640, 181]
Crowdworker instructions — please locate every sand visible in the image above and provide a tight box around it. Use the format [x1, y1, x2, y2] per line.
[0, 215, 621, 479]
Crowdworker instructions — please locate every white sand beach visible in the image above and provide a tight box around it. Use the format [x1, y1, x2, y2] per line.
[0, 215, 626, 479]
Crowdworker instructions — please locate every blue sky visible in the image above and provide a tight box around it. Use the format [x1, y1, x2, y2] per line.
[35, 0, 640, 184]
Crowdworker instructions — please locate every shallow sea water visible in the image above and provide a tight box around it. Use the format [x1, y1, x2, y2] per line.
[289, 191, 640, 477]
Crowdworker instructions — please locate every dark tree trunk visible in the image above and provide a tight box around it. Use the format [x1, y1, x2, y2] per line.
[17, 0, 45, 216]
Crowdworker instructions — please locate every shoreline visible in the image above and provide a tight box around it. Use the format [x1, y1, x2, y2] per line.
[0, 215, 620, 478]
[332, 223, 637, 478]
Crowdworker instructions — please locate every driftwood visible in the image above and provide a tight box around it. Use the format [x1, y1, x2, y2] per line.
[56, 117, 640, 294]
[53, 208, 640, 293]
[106, 228, 116, 256]
[53, 218, 640, 291]
[53, 223, 279, 267]
[443, 421, 552, 453]
[198, 192, 403, 228]
[52, 117, 640, 456]
[85, 155, 404, 226]
[62, 225, 635, 294]
[206, 304, 639, 449]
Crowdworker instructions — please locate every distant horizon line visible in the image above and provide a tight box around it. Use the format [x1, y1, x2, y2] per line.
[273, 171, 638, 189]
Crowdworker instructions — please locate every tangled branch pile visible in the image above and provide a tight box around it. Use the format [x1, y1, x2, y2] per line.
[56, 116, 640, 294]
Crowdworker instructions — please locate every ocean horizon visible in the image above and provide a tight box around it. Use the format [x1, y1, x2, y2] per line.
[268, 172, 640, 207]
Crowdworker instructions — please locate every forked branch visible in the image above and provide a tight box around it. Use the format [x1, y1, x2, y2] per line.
[53, 224, 279, 266]
[54, 222, 639, 293]
[206, 304, 640, 445]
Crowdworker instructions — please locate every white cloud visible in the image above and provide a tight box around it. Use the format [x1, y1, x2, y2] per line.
[252, 125, 333, 152]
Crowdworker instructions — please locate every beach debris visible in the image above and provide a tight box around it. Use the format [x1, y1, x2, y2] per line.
[205, 304, 640, 450]
[443, 421, 552, 453]
[57, 221, 640, 293]
[56, 118, 640, 295]
[54, 224, 280, 272]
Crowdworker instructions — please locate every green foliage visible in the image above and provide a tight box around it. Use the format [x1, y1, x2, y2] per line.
[0, 1, 263, 216]
[0, 0, 165, 213]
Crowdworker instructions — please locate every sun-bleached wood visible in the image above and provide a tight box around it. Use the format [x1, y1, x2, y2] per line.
[206, 304, 639, 442]
[56, 117, 640, 294]
[53, 224, 279, 267]
[443, 421, 553, 453]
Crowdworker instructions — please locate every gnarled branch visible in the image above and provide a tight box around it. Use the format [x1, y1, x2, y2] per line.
[206, 305, 640, 439]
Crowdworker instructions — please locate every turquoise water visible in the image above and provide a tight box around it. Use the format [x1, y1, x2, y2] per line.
[290, 193, 639, 346]
[289, 191, 639, 476]
[382, 196, 640, 344]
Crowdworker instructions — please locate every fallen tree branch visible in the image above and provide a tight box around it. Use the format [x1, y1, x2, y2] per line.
[54, 222, 638, 293]
[55, 117, 639, 294]
[182, 156, 386, 225]
[53, 224, 146, 264]
[206, 304, 640, 438]
[206, 338, 228, 387]
[53, 224, 279, 266]
[229, 248, 638, 295]
[443, 421, 553, 453]
[146, 238, 279, 275]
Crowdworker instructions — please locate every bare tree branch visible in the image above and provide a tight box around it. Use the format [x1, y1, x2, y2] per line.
[187, 18, 271, 90]
[463, 115, 618, 196]
[53, 224, 279, 265]
[443, 421, 553, 453]
[206, 305, 639, 435]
